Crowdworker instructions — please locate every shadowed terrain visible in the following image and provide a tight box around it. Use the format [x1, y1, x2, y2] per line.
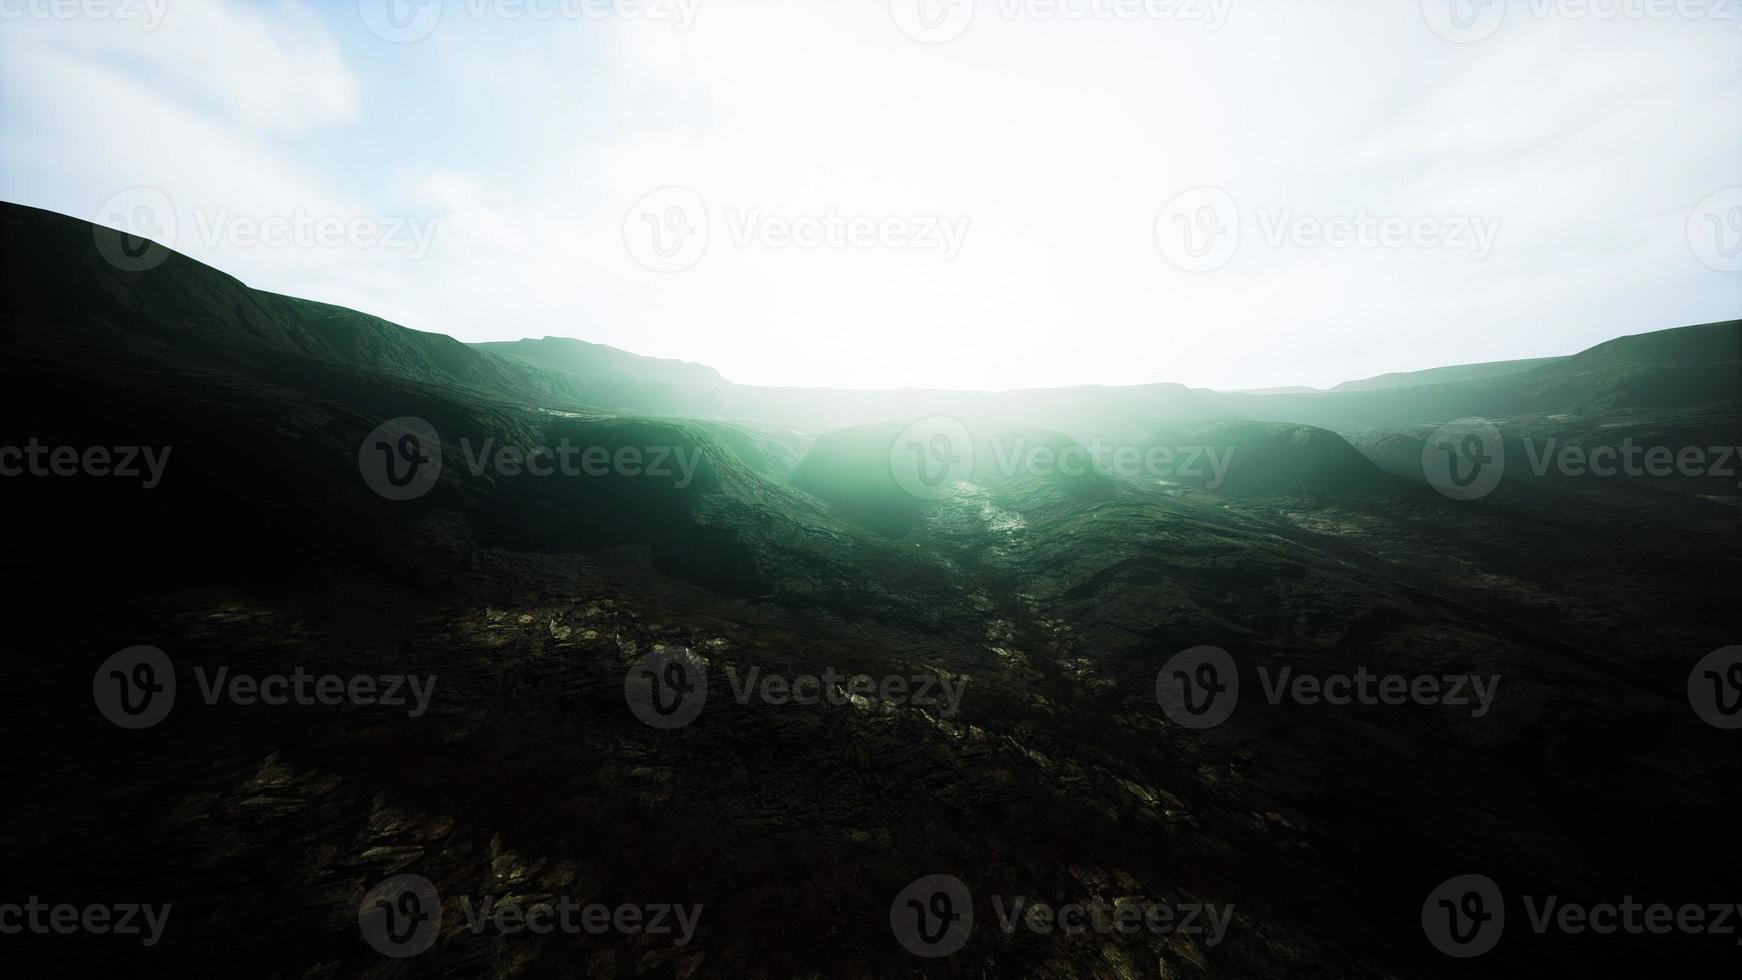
[3, 201, 1740, 977]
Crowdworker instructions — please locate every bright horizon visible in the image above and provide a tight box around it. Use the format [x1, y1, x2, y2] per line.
[2, 0, 1738, 393]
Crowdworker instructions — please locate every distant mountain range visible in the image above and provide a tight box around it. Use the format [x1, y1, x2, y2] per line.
[9, 198, 1732, 442]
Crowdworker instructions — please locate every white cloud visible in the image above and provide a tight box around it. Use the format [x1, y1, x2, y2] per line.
[1, 0, 1736, 391]
[1, 0, 357, 131]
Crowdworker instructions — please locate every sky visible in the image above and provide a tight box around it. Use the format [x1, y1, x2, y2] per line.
[1, 0, 1738, 392]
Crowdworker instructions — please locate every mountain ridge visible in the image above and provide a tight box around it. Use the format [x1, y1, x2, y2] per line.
[10, 200, 1732, 420]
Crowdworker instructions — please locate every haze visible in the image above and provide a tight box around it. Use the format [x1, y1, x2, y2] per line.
[1, 0, 1737, 391]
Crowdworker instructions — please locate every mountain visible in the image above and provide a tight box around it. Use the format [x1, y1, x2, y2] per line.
[1205, 319, 1742, 498]
[476, 336, 732, 416]
[1330, 356, 1567, 392]
[475, 337, 1228, 434]
[4, 199, 1740, 978]
[1134, 419, 1394, 494]
[0, 203, 590, 409]
[1226, 384, 1322, 394]
[1512, 319, 1742, 414]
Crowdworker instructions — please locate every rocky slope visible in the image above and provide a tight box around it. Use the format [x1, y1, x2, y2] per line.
[3, 201, 1740, 977]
